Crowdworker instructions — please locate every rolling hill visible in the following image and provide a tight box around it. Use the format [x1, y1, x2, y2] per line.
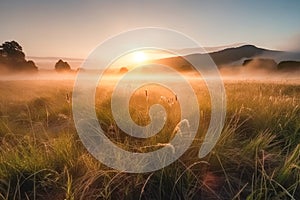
[155, 45, 300, 72]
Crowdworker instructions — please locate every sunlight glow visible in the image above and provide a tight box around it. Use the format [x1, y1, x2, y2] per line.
[133, 51, 147, 63]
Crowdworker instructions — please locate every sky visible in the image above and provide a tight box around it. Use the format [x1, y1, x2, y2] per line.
[1, 0, 300, 59]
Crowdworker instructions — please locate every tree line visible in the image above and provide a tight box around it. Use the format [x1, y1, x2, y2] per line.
[0, 41, 71, 73]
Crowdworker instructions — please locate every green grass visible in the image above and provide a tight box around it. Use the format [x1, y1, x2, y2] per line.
[0, 80, 299, 199]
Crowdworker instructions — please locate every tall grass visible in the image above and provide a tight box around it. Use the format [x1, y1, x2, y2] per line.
[0, 80, 299, 199]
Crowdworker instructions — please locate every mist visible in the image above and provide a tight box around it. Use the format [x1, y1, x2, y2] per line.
[0, 70, 77, 81]
[0, 66, 299, 85]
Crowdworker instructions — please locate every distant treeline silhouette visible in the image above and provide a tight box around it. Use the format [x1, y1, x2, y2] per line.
[0, 40, 73, 73]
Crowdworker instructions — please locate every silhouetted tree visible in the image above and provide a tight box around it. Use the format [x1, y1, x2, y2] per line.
[0, 41, 22, 55]
[22, 60, 38, 71]
[0, 41, 25, 62]
[55, 59, 71, 72]
[0, 41, 38, 72]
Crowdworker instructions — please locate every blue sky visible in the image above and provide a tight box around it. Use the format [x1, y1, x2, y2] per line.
[1, 0, 300, 58]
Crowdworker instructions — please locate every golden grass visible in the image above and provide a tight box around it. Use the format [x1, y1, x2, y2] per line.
[0, 79, 299, 199]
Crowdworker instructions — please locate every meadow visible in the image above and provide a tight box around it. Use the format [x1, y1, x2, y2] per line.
[0, 77, 299, 199]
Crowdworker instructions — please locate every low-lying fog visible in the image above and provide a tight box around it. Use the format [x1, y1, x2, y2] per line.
[0, 67, 299, 84]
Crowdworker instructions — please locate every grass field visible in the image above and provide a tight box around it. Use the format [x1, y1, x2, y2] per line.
[0, 78, 299, 199]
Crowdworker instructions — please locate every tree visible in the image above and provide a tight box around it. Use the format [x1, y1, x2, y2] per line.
[55, 59, 71, 72]
[22, 60, 38, 71]
[0, 41, 22, 54]
[0, 41, 38, 72]
[0, 41, 25, 62]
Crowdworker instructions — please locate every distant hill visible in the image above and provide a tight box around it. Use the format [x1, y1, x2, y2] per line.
[154, 45, 300, 72]
[208, 45, 271, 65]
[155, 45, 268, 70]
[172, 43, 247, 55]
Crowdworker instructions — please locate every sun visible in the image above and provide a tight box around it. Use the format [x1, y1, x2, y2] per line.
[133, 51, 147, 63]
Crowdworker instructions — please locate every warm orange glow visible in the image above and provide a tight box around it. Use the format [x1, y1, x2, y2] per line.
[133, 51, 148, 63]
